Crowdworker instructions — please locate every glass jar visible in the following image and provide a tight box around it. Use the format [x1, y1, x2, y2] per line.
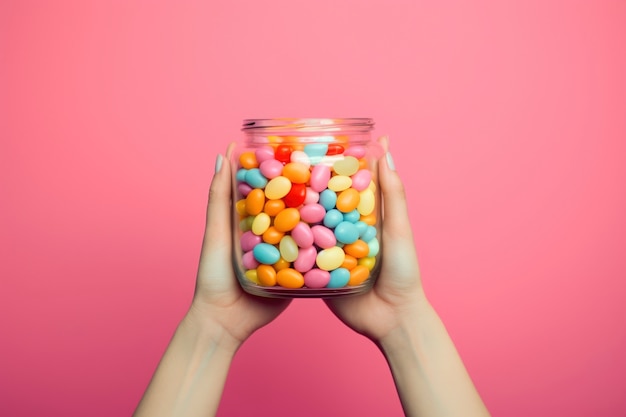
[231, 118, 382, 298]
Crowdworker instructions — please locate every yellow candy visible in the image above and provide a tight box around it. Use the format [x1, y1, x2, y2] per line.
[279, 235, 299, 262]
[316, 246, 346, 271]
[357, 188, 375, 216]
[244, 269, 260, 284]
[358, 256, 376, 271]
[265, 176, 292, 200]
[336, 188, 360, 213]
[251, 212, 271, 235]
[327, 175, 352, 192]
[274, 208, 300, 232]
[276, 268, 305, 289]
[333, 156, 359, 176]
[282, 162, 311, 184]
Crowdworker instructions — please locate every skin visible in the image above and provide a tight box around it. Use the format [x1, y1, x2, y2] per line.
[133, 137, 491, 417]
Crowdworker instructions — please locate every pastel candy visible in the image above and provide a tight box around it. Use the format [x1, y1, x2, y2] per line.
[294, 246, 317, 272]
[328, 268, 350, 288]
[274, 207, 300, 232]
[303, 188, 319, 204]
[323, 209, 343, 228]
[304, 269, 331, 289]
[344, 145, 366, 158]
[283, 162, 311, 184]
[336, 188, 360, 213]
[245, 168, 268, 188]
[259, 159, 284, 179]
[265, 176, 292, 199]
[334, 221, 359, 244]
[291, 222, 314, 248]
[319, 189, 337, 211]
[311, 225, 337, 248]
[279, 235, 299, 262]
[251, 212, 271, 235]
[309, 164, 331, 192]
[333, 156, 359, 176]
[243, 250, 260, 270]
[299, 203, 326, 223]
[327, 175, 352, 192]
[240, 231, 262, 252]
[255, 146, 276, 164]
[253, 243, 281, 265]
[316, 246, 345, 271]
[367, 237, 380, 257]
[237, 183, 252, 197]
[357, 188, 375, 216]
[343, 209, 360, 223]
[290, 150, 311, 167]
[350, 169, 372, 191]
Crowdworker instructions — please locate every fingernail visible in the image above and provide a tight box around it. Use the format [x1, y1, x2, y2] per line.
[386, 151, 396, 171]
[215, 154, 223, 174]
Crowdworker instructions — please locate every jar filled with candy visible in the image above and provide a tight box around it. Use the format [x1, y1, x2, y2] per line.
[231, 118, 383, 298]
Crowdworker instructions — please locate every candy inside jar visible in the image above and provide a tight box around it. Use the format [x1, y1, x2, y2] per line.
[231, 118, 382, 298]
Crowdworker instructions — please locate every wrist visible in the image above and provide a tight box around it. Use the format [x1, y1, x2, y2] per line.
[182, 303, 244, 356]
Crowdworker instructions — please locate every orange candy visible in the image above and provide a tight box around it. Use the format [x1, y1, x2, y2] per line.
[359, 213, 377, 226]
[257, 264, 277, 286]
[343, 239, 369, 258]
[264, 199, 285, 216]
[239, 152, 258, 169]
[274, 208, 300, 232]
[276, 268, 305, 289]
[245, 188, 265, 216]
[282, 162, 311, 184]
[341, 254, 358, 270]
[273, 258, 291, 271]
[262, 226, 284, 244]
[336, 188, 360, 213]
[348, 265, 370, 286]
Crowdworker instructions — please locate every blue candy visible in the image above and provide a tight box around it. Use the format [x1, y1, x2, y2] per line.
[367, 237, 380, 257]
[244, 168, 268, 188]
[319, 189, 337, 211]
[342, 209, 360, 223]
[252, 243, 281, 265]
[334, 221, 359, 244]
[328, 268, 350, 288]
[323, 209, 344, 229]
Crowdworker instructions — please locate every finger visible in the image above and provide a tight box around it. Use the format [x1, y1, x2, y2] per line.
[201, 143, 236, 258]
[377, 136, 415, 243]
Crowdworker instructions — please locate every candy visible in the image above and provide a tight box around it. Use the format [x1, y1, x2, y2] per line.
[234, 138, 380, 291]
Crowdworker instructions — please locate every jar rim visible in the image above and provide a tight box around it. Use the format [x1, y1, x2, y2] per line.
[241, 118, 374, 133]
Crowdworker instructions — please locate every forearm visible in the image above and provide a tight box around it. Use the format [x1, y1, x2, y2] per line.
[133, 311, 239, 417]
[378, 302, 490, 417]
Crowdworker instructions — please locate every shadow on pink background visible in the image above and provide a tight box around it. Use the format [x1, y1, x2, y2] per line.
[1, 1, 625, 416]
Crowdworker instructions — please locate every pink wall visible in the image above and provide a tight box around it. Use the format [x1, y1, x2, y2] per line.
[2, 1, 625, 416]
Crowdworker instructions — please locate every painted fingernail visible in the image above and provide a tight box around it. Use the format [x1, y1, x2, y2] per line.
[386, 151, 396, 171]
[215, 154, 223, 174]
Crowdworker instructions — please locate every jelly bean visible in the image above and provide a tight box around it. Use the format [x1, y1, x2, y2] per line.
[291, 222, 314, 248]
[241, 230, 262, 252]
[299, 203, 326, 223]
[358, 256, 376, 271]
[368, 180, 377, 192]
[354, 221, 368, 237]
[275, 145, 293, 163]
[328, 268, 350, 288]
[327, 175, 352, 192]
[323, 209, 344, 229]
[267, 135, 283, 144]
[333, 156, 360, 176]
[239, 152, 258, 169]
[264, 199, 285, 217]
[367, 237, 380, 257]
[336, 188, 360, 213]
[311, 225, 337, 248]
[279, 235, 299, 262]
[251, 212, 271, 235]
[316, 246, 346, 271]
[235, 199, 247, 217]
[350, 169, 372, 191]
[236, 168, 248, 182]
[340, 254, 358, 270]
[245, 188, 265, 215]
[326, 143, 345, 155]
[290, 150, 311, 167]
[344, 145, 366, 158]
[237, 183, 252, 197]
[317, 190, 336, 211]
[244, 168, 267, 188]
[303, 187, 319, 204]
[273, 257, 290, 271]
[255, 146, 275, 164]
[265, 176, 292, 200]
[360, 212, 377, 226]
[359, 158, 368, 169]
[357, 188, 375, 216]
[348, 265, 370, 286]
[244, 269, 260, 284]
[343, 209, 360, 223]
[274, 207, 300, 232]
[259, 159, 284, 179]
[276, 268, 305, 289]
[361, 225, 377, 242]
[304, 269, 331, 289]
[257, 264, 277, 286]
[343, 239, 369, 258]
[334, 221, 359, 244]
[303, 143, 328, 161]
[239, 216, 253, 232]
[283, 162, 311, 184]
[294, 246, 317, 272]
[243, 250, 260, 270]
[284, 183, 306, 208]
[309, 164, 331, 192]
[262, 226, 284, 244]
[253, 243, 281, 265]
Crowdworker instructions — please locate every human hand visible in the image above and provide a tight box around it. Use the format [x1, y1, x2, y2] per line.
[324, 136, 429, 343]
[188, 143, 291, 351]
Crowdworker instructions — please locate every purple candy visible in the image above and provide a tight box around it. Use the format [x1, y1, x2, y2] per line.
[240, 231, 262, 252]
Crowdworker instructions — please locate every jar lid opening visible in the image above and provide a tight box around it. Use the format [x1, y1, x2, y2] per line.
[242, 118, 374, 133]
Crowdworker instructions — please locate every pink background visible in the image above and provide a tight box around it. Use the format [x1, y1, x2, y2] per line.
[2, 1, 625, 416]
